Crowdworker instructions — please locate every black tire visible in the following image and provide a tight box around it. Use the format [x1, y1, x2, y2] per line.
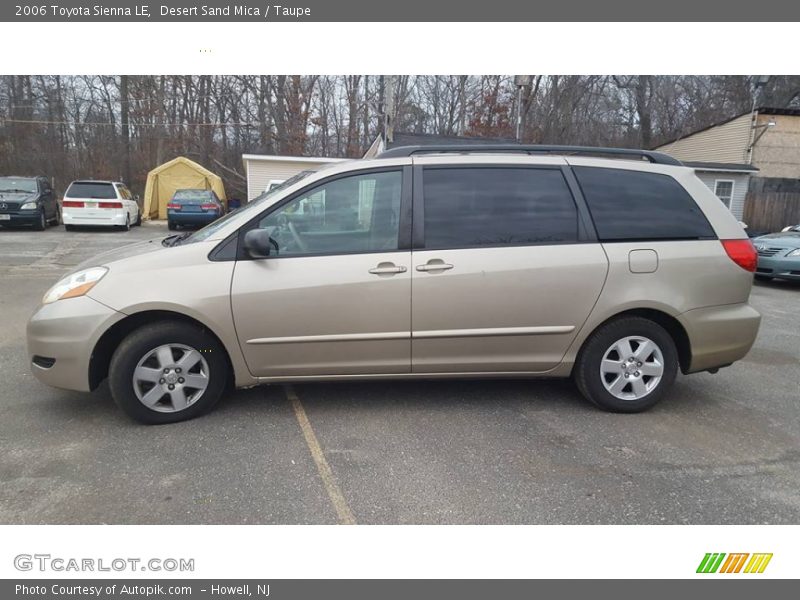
[49, 207, 61, 226]
[168, 221, 176, 231]
[33, 208, 46, 231]
[754, 274, 772, 282]
[65, 224, 76, 232]
[120, 214, 131, 231]
[574, 316, 678, 413]
[135, 211, 142, 226]
[108, 321, 229, 424]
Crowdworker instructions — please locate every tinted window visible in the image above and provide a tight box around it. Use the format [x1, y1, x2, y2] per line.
[258, 171, 402, 256]
[66, 182, 117, 199]
[573, 167, 715, 241]
[422, 167, 578, 249]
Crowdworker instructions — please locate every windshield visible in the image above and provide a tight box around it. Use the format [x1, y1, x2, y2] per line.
[181, 169, 315, 244]
[173, 189, 214, 202]
[0, 177, 37, 193]
[66, 182, 117, 199]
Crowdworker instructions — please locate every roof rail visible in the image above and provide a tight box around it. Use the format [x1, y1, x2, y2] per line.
[377, 144, 683, 166]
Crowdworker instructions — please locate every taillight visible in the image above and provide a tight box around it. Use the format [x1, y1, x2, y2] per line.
[167, 203, 181, 210]
[722, 239, 757, 273]
[200, 203, 218, 211]
[98, 201, 123, 209]
[62, 200, 84, 208]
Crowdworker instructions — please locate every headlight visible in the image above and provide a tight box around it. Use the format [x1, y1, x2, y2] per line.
[788, 249, 800, 257]
[20, 201, 38, 210]
[43, 267, 108, 304]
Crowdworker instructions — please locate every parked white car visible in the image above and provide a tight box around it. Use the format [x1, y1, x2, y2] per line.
[62, 180, 141, 231]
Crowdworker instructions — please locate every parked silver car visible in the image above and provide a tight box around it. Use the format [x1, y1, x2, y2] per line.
[753, 230, 800, 281]
[27, 145, 761, 423]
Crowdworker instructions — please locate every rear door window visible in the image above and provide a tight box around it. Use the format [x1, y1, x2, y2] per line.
[66, 182, 117, 200]
[421, 167, 579, 249]
[573, 167, 716, 241]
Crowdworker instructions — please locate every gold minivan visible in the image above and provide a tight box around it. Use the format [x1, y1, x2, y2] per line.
[27, 146, 761, 424]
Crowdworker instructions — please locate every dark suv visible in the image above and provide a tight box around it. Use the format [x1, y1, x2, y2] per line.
[0, 176, 60, 230]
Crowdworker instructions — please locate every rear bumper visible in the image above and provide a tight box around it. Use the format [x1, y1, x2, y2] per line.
[168, 212, 219, 226]
[26, 296, 126, 392]
[63, 211, 128, 227]
[0, 211, 40, 226]
[678, 303, 761, 373]
[756, 255, 800, 280]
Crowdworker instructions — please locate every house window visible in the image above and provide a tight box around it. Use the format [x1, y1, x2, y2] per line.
[714, 180, 734, 208]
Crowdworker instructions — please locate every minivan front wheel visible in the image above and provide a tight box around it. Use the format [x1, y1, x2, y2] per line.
[109, 322, 228, 424]
[574, 317, 678, 413]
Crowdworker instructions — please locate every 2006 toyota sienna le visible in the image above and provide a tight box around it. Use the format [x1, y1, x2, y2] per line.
[27, 145, 761, 424]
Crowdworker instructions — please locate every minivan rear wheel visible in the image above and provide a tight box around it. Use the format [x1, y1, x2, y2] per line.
[109, 321, 228, 424]
[574, 316, 678, 413]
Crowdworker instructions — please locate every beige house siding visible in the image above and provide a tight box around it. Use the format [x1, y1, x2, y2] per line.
[749, 114, 800, 178]
[693, 171, 750, 220]
[243, 155, 346, 202]
[656, 113, 752, 164]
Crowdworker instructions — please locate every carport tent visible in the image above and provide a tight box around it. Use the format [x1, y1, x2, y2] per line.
[142, 156, 226, 220]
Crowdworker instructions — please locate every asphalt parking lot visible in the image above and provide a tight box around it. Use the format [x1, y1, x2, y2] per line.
[0, 223, 799, 525]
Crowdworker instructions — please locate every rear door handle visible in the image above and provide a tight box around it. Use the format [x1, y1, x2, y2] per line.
[416, 260, 454, 272]
[369, 263, 407, 275]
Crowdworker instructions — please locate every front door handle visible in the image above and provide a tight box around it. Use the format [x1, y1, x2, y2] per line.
[416, 259, 454, 272]
[369, 262, 407, 275]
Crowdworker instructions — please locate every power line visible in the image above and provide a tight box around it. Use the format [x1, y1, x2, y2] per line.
[0, 118, 259, 127]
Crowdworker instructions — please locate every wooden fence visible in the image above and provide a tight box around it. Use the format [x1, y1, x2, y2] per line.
[743, 192, 800, 232]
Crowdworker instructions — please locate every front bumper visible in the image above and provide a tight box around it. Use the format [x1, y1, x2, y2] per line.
[756, 254, 800, 280]
[26, 295, 126, 392]
[678, 303, 761, 373]
[0, 211, 40, 226]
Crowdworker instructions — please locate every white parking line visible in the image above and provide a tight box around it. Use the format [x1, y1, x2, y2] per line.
[285, 385, 356, 525]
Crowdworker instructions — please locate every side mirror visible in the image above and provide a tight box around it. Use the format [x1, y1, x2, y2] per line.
[243, 229, 275, 259]
[134, 194, 140, 201]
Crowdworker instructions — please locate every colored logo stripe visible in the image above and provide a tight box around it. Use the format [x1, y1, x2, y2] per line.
[697, 553, 726, 573]
[719, 553, 749, 573]
[744, 553, 773, 573]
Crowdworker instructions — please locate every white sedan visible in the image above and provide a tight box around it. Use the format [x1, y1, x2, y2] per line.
[62, 180, 141, 230]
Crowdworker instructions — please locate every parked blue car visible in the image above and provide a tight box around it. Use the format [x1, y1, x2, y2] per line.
[753, 230, 800, 282]
[167, 189, 224, 230]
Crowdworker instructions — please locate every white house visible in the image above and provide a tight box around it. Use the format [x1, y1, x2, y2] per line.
[681, 161, 758, 220]
[242, 154, 348, 202]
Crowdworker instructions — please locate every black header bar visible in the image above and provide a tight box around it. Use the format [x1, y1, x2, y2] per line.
[2, 0, 800, 22]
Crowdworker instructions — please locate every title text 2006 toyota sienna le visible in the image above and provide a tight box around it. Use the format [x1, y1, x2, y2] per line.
[27, 145, 761, 424]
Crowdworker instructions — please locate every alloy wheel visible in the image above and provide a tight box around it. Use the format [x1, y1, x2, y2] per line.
[132, 344, 210, 413]
[600, 335, 665, 401]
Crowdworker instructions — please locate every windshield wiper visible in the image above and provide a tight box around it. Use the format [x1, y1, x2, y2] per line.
[161, 232, 192, 247]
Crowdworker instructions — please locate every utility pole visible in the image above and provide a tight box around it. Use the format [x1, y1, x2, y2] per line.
[384, 75, 396, 146]
[513, 75, 532, 142]
[120, 75, 131, 185]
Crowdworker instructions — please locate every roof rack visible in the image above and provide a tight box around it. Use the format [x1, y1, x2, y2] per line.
[377, 144, 683, 166]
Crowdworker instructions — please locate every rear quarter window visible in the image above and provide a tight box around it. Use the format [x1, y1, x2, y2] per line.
[573, 167, 716, 241]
